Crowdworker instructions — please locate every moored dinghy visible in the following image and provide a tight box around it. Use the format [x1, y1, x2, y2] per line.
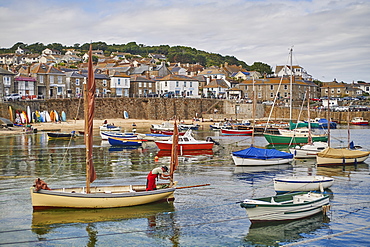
[232, 146, 293, 166]
[316, 147, 370, 166]
[240, 192, 330, 222]
[273, 176, 334, 193]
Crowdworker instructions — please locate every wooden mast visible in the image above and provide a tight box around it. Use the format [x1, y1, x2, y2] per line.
[85, 44, 97, 193]
[170, 118, 179, 187]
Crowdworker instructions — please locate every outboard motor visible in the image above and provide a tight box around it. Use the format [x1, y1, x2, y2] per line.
[206, 137, 220, 145]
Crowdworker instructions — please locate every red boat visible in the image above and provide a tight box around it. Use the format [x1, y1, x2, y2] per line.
[150, 128, 185, 135]
[155, 130, 214, 150]
[350, 117, 369, 125]
[221, 129, 253, 136]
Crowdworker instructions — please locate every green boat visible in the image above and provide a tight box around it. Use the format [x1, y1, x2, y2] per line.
[263, 132, 328, 145]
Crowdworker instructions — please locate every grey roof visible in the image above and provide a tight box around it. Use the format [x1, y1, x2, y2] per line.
[0, 67, 15, 75]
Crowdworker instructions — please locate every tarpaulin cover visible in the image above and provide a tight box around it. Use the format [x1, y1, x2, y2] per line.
[232, 146, 293, 160]
[317, 147, 370, 159]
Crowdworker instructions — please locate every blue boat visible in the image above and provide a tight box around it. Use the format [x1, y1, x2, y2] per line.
[108, 137, 142, 146]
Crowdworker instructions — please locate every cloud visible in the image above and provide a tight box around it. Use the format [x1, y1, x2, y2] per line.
[1, 0, 369, 82]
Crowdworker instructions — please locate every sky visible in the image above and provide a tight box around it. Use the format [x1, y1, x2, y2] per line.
[1, 0, 369, 83]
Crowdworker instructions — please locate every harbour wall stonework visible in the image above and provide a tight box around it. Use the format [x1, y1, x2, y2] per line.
[1, 98, 369, 123]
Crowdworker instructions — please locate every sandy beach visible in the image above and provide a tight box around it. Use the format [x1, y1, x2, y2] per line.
[0, 118, 212, 135]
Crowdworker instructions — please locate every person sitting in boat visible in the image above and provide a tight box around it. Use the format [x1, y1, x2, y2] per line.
[103, 119, 108, 124]
[33, 178, 51, 191]
[146, 166, 170, 191]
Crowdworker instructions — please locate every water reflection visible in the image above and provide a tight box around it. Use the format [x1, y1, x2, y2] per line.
[243, 213, 331, 246]
[32, 202, 175, 234]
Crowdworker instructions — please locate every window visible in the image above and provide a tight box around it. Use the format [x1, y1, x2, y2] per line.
[138, 89, 142, 95]
[258, 92, 262, 98]
[76, 87, 80, 95]
[3, 76, 10, 85]
[331, 89, 334, 93]
[57, 86, 63, 95]
[102, 80, 107, 87]
[139, 82, 142, 87]
[50, 76, 54, 84]
[144, 82, 147, 87]
[39, 75, 44, 84]
[184, 81, 187, 87]
[176, 81, 179, 87]
[190, 81, 192, 87]
[337, 89, 340, 93]
[76, 79, 80, 86]
[165, 81, 167, 87]
[284, 85, 288, 90]
[118, 79, 121, 85]
[258, 85, 262, 91]
[270, 85, 274, 90]
[284, 92, 288, 97]
[270, 93, 274, 98]
[58, 76, 62, 84]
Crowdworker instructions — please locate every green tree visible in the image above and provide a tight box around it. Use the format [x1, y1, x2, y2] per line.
[249, 62, 273, 76]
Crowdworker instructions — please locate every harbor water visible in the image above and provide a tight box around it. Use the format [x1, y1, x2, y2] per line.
[0, 125, 369, 246]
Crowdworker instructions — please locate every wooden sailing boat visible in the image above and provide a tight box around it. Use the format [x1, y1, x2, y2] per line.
[31, 45, 177, 210]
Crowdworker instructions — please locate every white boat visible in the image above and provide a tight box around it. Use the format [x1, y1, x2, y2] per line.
[240, 192, 330, 222]
[232, 146, 293, 166]
[99, 124, 121, 131]
[30, 45, 178, 210]
[273, 176, 334, 193]
[151, 121, 174, 131]
[289, 142, 328, 159]
[316, 147, 370, 166]
[100, 131, 136, 140]
[137, 133, 171, 141]
[350, 117, 369, 125]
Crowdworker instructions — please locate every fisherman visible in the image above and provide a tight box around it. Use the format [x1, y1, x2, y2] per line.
[146, 166, 170, 191]
[34, 178, 51, 191]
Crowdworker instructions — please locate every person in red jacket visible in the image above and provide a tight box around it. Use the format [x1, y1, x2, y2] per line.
[146, 166, 170, 191]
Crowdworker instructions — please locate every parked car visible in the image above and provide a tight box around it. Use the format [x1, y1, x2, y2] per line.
[262, 101, 274, 106]
[146, 93, 158, 98]
[161, 92, 175, 98]
[4, 93, 21, 101]
[334, 106, 349, 112]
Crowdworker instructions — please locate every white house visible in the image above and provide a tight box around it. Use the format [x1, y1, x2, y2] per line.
[156, 74, 199, 98]
[275, 65, 312, 81]
[110, 72, 130, 96]
[202, 79, 230, 98]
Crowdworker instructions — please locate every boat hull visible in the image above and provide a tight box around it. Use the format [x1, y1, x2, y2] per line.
[241, 192, 330, 222]
[263, 133, 328, 145]
[31, 185, 175, 210]
[232, 155, 293, 166]
[108, 137, 142, 146]
[316, 155, 369, 166]
[155, 142, 214, 151]
[289, 142, 328, 158]
[221, 129, 253, 135]
[273, 176, 334, 193]
[100, 131, 136, 140]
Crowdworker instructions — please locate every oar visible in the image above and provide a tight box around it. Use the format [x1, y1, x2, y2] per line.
[176, 184, 210, 189]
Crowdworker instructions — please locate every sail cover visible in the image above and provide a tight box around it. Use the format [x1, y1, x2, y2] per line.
[232, 146, 293, 160]
[317, 147, 370, 159]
